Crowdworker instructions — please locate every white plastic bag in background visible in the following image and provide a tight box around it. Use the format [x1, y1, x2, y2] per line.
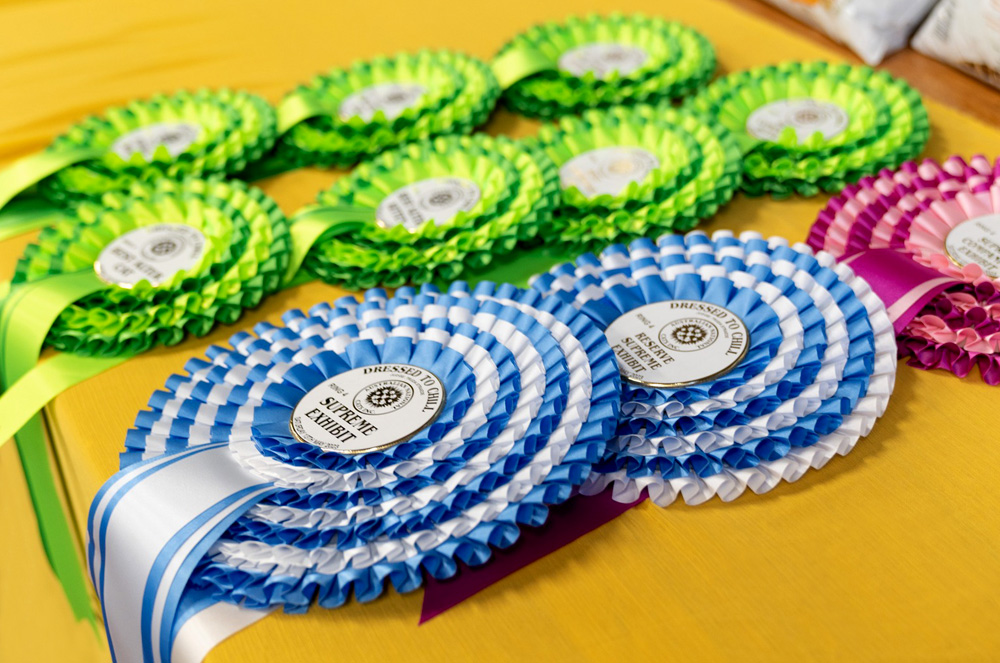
[913, 0, 1000, 90]
[762, 0, 940, 65]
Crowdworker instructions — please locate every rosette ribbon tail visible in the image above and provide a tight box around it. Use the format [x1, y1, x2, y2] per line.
[420, 489, 643, 622]
[490, 46, 555, 89]
[275, 91, 332, 136]
[283, 205, 375, 285]
[0, 270, 111, 620]
[841, 249, 961, 333]
[0, 198, 74, 242]
[0, 146, 104, 212]
[88, 443, 277, 663]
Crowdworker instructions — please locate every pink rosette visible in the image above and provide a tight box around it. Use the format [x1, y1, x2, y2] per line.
[807, 155, 1000, 384]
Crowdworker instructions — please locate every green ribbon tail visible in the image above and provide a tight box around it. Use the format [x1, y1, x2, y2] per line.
[491, 46, 556, 89]
[1, 270, 108, 622]
[0, 354, 129, 452]
[283, 205, 375, 285]
[0, 197, 75, 242]
[0, 147, 104, 211]
[276, 91, 333, 135]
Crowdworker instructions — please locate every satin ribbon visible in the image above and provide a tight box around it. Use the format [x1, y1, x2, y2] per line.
[841, 249, 961, 333]
[420, 489, 643, 622]
[0, 147, 104, 211]
[0, 197, 72, 242]
[490, 46, 554, 88]
[87, 443, 275, 663]
[282, 205, 374, 284]
[275, 91, 333, 135]
[0, 270, 109, 621]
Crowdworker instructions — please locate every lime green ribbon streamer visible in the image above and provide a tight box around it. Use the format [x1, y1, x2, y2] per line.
[276, 91, 336, 135]
[0, 354, 128, 452]
[0, 197, 74, 242]
[283, 205, 375, 284]
[0, 147, 104, 211]
[491, 46, 556, 89]
[0, 269, 108, 622]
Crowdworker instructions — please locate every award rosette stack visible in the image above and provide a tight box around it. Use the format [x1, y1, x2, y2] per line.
[807, 155, 1000, 384]
[493, 13, 716, 119]
[0, 177, 291, 618]
[287, 133, 559, 289]
[688, 61, 930, 197]
[87, 282, 621, 661]
[530, 104, 742, 248]
[530, 230, 897, 505]
[267, 50, 500, 173]
[0, 89, 276, 239]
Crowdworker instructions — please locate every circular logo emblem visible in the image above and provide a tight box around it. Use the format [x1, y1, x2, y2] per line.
[289, 364, 445, 454]
[140, 234, 188, 261]
[94, 223, 206, 289]
[659, 318, 719, 352]
[603, 300, 751, 388]
[745, 98, 850, 143]
[353, 379, 414, 415]
[375, 177, 481, 231]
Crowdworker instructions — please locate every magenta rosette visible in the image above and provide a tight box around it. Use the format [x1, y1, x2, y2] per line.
[807, 154, 1000, 384]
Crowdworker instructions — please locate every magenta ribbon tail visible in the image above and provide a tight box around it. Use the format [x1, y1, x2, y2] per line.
[419, 490, 643, 623]
[841, 249, 961, 333]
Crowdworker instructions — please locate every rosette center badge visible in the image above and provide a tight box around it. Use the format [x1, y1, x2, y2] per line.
[289, 364, 445, 453]
[605, 299, 750, 388]
[944, 214, 1000, 278]
[559, 145, 660, 198]
[93, 223, 207, 288]
[110, 121, 202, 161]
[339, 82, 428, 122]
[745, 98, 849, 143]
[558, 42, 649, 79]
[375, 176, 482, 230]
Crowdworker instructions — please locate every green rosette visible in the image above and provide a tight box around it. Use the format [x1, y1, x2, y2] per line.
[12, 176, 291, 356]
[34, 89, 276, 206]
[528, 104, 742, 249]
[293, 133, 559, 289]
[688, 61, 930, 197]
[265, 50, 501, 174]
[494, 13, 716, 119]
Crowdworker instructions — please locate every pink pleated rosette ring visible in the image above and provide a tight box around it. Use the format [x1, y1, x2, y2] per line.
[807, 155, 1000, 384]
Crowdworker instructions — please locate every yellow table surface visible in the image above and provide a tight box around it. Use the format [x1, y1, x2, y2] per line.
[2, 0, 1000, 661]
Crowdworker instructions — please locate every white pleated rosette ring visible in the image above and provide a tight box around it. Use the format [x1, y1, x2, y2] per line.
[530, 230, 897, 506]
[107, 284, 620, 621]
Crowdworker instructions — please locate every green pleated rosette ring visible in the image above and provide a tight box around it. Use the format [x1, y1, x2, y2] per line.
[283, 133, 559, 290]
[689, 61, 930, 197]
[261, 50, 501, 175]
[0, 176, 290, 622]
[530, 104, 742, 249]
[493, 13, 716, 119]
[0, 89, 276, 240]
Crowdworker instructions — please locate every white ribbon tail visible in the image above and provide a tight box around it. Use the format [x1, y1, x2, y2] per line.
[88, 443, 276, 663]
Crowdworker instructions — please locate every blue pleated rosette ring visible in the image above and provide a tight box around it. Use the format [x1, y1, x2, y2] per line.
[118, 286, 621, 610]
[530, 230, 897, 506]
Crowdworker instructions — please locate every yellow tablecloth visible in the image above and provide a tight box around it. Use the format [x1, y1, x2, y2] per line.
[2, 0, 1000, 661]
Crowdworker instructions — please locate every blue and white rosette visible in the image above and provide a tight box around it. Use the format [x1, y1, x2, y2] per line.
[530, 230, 897, 506]
[87, 287, 620, 662]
